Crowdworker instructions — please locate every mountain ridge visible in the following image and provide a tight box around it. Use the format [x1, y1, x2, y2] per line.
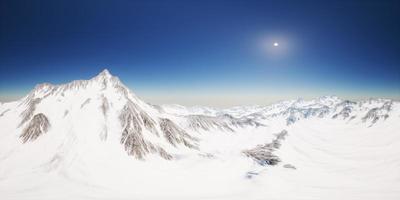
[0, 69, 399, 200]
[0, 69, 398, 163]
[0, 69, 262, 161]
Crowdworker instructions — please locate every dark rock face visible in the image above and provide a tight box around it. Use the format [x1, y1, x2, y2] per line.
[19, 98, 42, 127]
[159, 118, 198, 149]
[118, 101, 177, 160]
[243, 130, 288, 166]
[140, 111, 157, 135]
[286, 115, 297, 125]
[119, 111, 172, 160]
[332, 106, 352, 119]
[244, 148, 281, 165]
[119, 101, 148, 159]
[120, 124, 148, 159]
[20, 113, 50, 143]
[285, 107, 330, 125]
[362, 101, 392, 124]
[187, 115, 234, 132]
[99, 96, 110, 140]
[187, 114, 262, 132]
[101, 96, 109, 116]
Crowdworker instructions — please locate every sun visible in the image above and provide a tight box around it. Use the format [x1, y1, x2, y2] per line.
[273, 42, 279, 47]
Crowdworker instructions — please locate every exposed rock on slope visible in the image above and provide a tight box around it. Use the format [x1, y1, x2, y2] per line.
[118, 96, 198, 159]
[187, 115, 234, 132]
[140, 111, 157, 135]
[362, 101, 392, 124]
[332, 106, 352, 119]
[285, 106, 330, 125]
[119, 100, 158, 159]
[19, 98, 42, 126]
[80, 98, 91, 108]
[0, 109, 10, 117]
[243, 130, 288, 166]
[186, 114, 262, 132]
[100, 95, 109, 116]
[159, 118, 198, 149]
[20, 113, 50, 143]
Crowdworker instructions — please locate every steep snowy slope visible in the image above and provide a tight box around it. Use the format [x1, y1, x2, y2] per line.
[0, 70, 199, 164]
[0, 70, 399, 200]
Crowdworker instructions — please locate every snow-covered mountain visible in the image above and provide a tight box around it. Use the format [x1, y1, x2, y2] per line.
[0, 69, 399, 200]
[0, 70, 261, 161]
[162, 95, 397, 127]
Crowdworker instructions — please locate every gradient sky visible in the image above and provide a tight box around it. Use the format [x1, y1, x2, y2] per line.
[1, 0, 399, 107]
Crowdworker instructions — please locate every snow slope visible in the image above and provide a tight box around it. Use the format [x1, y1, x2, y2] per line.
[0, 69, 399, 200]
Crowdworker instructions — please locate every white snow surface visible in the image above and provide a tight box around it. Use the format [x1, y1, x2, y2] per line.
[0, 69, 399, 200]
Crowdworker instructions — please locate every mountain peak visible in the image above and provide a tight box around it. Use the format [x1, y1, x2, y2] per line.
[94, 69, 114, 81]
[98, 69, 112, 77]
[23, 69, 127, 101]
[91, 69, 123, 87]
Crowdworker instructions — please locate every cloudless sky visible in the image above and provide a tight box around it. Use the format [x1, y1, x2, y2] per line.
[1, 0, 399, 106]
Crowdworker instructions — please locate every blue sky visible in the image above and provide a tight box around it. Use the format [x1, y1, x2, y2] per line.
[1, 0, 399, 106]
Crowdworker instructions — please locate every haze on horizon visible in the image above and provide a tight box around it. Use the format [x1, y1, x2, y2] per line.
[1, 0, 399, 107]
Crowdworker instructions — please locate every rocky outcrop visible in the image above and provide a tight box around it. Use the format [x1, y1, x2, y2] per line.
[19, 98, 42, 126]
[119, 101, 147, 159]
[80, 98, 91, 108]
[20, 113, 50, 143]
[119, 101, 175, 160]
[332, 106, 352, 119]
[243, 130, 288, 166]
[120, 125, 149, 159]
[362, 101, 392, 124]
[100, 96, 110, 140]
[283, 164, 296, 169]
[140, 111, 157, 135]
[100, 95, 109, 116]
[221, 114, 264, 128]
[187, 115, 234, 132]
[362, 108, 388, 124]
[186, 114, 262, 132]
[285, 106, 330, 125]
[332, 100, 356, 120]
[159, 118, 198, 149]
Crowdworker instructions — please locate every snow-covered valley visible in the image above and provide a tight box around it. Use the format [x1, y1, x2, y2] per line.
[0, 70, 399, 200]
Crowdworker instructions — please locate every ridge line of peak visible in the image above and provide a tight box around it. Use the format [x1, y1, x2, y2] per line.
[97, 69, 112, 78]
